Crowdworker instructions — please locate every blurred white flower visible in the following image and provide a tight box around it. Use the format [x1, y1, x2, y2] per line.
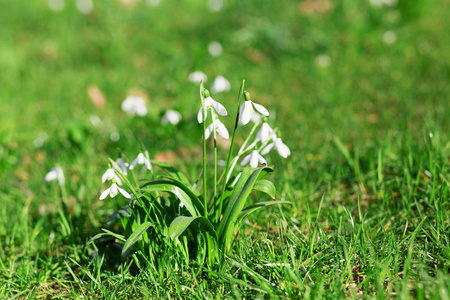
[383, 31, 396, 44]
[89, 115, 102, 128]
[207, 0, 223, 11]
[33, 132, 48, 148]
[241, 150, 267, 168]
[211, 76, 231, 93]
[102, 168, 122, 185]
[99, 182, 131, 200]
[121, 96, 148, 117]
[76, 0, 94, 14]
[189, 71, 207, 84]
[161, 110, 182, 125]
[110, 131, 120, 142]
[316, 54, 331, 67]
[370, 0, 397, 7]
[129, 153, 151, 170]
[261, 137, 291, 158]
[240, 100, 269, 125]
[197, 96, 227, 123]
[115, 158, 129, 175]
[48, 0, 64, 11]
[205, 118, 229, 140]
[146, 0, 161, 6]
[208, 41, 223, 57]
[45, 167, 65, 186]
[256, 123, 273, 143]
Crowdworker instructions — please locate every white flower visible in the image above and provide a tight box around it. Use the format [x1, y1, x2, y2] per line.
[197, 96, 227, 123]
[102, 168, 123, 185]
[240, 100, 269, 125]
[76, 0, 93, 14]
[115, 158, 129, 176]
[99, 183, 131, 200]
[129, 153, 151, 170]
[241, 150, 267, 168]
[208, 41, 223, 57]
[48, 0, 64, 11]
[261, 137, 291, 158]
[45, 167, 65, 186]
[256, 123, 273, 143]
[188, 71, 207, 84]
[121, 96, 148, 117]
[211, 76, 231, 93]
[205, 119, 229, 140]
[161, 110, 182, 125]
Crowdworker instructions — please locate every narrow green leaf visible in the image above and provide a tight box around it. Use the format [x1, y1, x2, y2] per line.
[121, 221, 153, 258]
[237, 200, 290, 223]
[152, 161, 190, 186]
[253, 179, 276, 199]
[168, 216, 217, 241]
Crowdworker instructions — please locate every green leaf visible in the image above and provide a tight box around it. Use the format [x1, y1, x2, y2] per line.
[121, 222, 154, 258]
[253, 180, 276, 199]
[152, 161, 190, 186]
[168, 216, 217, 241]
[141, 179, 203, 217]
[237, 201, 291, 223]
[217, 166, 273, 252]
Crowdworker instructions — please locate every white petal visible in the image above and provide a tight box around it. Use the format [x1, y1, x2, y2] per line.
[257, 123, 272, 142]
[250, 151, 259, 168]
[117, 186, 131, 199]
[144, 158, 151, 170]
[240, 101, 252, 125]
[115, 159, 128, 176]
[261, 143, 274, 155]
[215, 120, 229, 139]
[211, 99, 228, 116]
[241, 153, 252, 166]
[114, 175, 123, 186]
[99, 187, 111, 200]
[137, 153, 146, 164]
[197, 107, 207, 123]
[276, 139, 291, 158]
[136, 104, 148, 116]
[45, 169, 58, 182]
[252, 102, 269, 116]
[188, 71, 207, 83]
[204, 123, 214, 140]
[211, 76, 231, 93]
[121, 96, 134, 112]
[162, 110, 182, 125]
[258, 153, 267, 165]
[129, 158, 138, 170]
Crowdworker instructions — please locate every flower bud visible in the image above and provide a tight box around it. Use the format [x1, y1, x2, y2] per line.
[203, 88, 211, 98]
[244, 91, 251, 101]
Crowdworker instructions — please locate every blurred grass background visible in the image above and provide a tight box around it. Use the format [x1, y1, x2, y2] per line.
[0, 0, 449, 297]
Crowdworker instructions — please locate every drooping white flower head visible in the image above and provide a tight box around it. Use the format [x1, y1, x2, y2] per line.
[129, 153, 151, 170]
[115, 158, 129, 176]
[261, 137, 291, 158]
[102, 168, 123, 185]
[45, 167, 65, 186]
[241, 150, 267, 168]
[239, 91, 269, 125]
[205, 118, 229, 140]
[197, 95, 227, 123]
[121, 96, 148, 117]
[188, 71, 207, 84]
[161, 110, 182, 125]
[211, 76, 231, 94]
[99, 182, 131, 200]
[256, 123, 274, 143]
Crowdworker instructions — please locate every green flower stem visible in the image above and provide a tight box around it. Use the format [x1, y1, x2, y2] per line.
[200, 81, 208, 218]
[217, 80, 245, 225]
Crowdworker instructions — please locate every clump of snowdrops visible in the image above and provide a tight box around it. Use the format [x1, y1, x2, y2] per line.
[90, 81, 291, 268]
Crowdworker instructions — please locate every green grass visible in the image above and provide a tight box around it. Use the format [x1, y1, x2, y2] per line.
[0, 0, 449, 298]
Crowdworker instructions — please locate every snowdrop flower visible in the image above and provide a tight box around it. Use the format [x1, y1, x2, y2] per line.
[129, 153, 151, 170]
[211, 76, 231, 93]
[188, 71, 207, 84]
[208, 41, 223, 57]
[102, 168, 122, 185]
[99, 179, 131, 200]
[241, 150, 267, 168]
[115, 158, 128, 175]
[197, 90, 227, 123]
[121, 96, 148, 117]
[205, 118, 229, 140]
[45, 167, 65, 186]
[261, 137, 291, 158]
[161, 110, 182, 125]
[256, 123, 273, 143]
[240, 91, 269, 125]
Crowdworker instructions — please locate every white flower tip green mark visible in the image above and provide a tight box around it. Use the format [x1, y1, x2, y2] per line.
[205, 118, 229, 140]
[99, 180, 131, 200]
[45, 166, 65, 186]
[239, 91, 269, 125]
[241, 150, 267, 168]
[129, 153, 151, 170]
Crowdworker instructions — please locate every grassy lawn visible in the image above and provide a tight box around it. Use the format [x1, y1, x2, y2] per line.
[0, 0, 449, 298]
